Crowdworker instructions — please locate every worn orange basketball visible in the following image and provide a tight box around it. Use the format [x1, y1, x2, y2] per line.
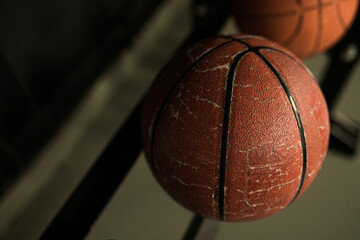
[230, 0, 358, 58]
[141, 35, 330, 221]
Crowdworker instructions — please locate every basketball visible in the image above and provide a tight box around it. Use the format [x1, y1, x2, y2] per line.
[141, 35, 330, 221]
[230, 0, 358, 58]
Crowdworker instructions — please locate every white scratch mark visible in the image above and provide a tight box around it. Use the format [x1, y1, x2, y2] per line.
[237, 141, 274, 153]
[233, 82, 254, 88]
[195, 95, 224, 109]
[251, 96, 278, 104]
[264, 206, 285, 212]
[175, 83, 199, 119]
[248, 178, 297, 195]
[238, 141, 301, 170]
[186, 43, 203, 62]
[307, 169, 316, 178]
[164, 151, 199, 171]
[195, 63, 230, 73]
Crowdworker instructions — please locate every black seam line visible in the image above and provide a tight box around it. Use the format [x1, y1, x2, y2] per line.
[335, 0, 347, 29]
[312, 0, 323, 54]
[284, 0, 304, 46]
[256, 47, 311, 74]
[149, 39, 233, 168]
[218, 49, 251, 221]
[227, 36, 307, 204]
[230, 38, 312, 76]
[283, 13, 304, 46]
[238, 1, 333, 20]
[230, 38, 251, 48]
[252, 50, 307, 204]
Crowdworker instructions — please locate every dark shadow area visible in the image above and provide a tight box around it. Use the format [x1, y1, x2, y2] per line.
[0, 0, 164, 197]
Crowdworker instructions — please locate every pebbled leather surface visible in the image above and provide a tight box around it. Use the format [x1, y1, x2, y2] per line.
[141, 35, 330, 221]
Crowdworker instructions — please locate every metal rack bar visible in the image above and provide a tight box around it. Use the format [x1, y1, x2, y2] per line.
[40, 102, 143, 240]
[320, 9, 360, 154]
[182, 215, 220, 240]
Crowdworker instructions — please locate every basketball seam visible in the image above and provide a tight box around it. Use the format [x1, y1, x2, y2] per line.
[282, 0, 304, 46]
[312, 0, 323, 54]
[149, 38, 234, 168]
[219, 49, 251, 221]
[334, 0, 347, 30]
[238, 1, 333, 20]
[229, 39, 313, 100]
[231, 38, 307, 205]
[257, 47, 311, 74]
[283, 12, 304, 46]
[253, 50, 307, 204]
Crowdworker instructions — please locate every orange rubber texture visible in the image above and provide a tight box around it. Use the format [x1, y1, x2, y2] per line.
[231, 0, 358, 58]
[141, 35, 330, 221]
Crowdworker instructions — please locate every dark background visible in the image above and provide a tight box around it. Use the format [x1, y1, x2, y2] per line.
[0, 0, 163, 196]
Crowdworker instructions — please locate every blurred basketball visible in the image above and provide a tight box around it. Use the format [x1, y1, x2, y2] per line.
[141, 35, 330, 221]
[230, 0, 358, 58]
